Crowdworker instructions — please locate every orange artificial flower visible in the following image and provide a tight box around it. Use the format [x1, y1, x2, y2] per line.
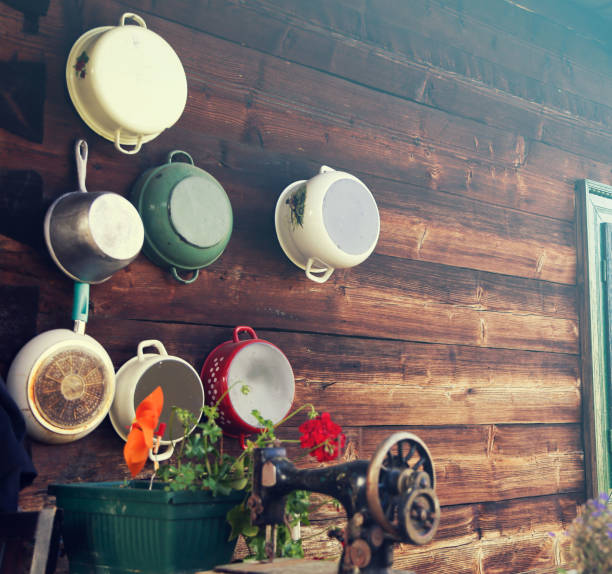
[123, 386, 164, 477]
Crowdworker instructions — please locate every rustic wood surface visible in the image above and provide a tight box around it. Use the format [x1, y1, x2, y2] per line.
[2, 0, 606, 572]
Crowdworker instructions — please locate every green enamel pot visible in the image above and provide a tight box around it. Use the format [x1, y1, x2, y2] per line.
[131, 150, 233, 284]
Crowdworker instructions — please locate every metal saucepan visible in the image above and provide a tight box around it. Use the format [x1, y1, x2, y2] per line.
[6, 282, 115, 444]
[44, 139, 144, 284]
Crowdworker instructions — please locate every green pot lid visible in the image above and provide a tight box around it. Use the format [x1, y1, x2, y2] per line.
[169, 175, 231, 248]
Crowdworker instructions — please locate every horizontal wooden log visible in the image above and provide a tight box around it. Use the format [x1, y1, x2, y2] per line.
[17, 313, 583, 507]
[23, 420, 583, 510]
[357, 426, 583, 506]
[21, 316, 579, 429]
[0, 232, 578, 353]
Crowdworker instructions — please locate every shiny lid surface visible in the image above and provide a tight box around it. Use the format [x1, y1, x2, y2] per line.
[169, 175, 232, 248]
[90, 25, 187, 134]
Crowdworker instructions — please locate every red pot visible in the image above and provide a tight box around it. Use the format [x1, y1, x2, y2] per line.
[201, 326, 295, 441]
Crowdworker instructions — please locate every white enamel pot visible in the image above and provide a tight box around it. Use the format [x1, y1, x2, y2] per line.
[110, 340, 204, 461]
[66, 13, 188, 154]
[275, 166, 380, 283]
[6, 283, 115, 444]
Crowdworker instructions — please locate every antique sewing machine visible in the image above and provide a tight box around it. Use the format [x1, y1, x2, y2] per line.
[213, 432, 440, 574]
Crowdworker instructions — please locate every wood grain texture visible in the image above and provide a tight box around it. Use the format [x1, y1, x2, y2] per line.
[0, 0, 600, 572]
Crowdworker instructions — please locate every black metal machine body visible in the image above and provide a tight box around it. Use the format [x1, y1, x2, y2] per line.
[247, 432, 441, 574]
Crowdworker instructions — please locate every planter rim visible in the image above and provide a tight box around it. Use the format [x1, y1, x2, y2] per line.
[48, 480, 244, 505]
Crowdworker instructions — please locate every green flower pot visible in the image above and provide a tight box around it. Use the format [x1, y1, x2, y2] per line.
[48, 481, 242, 574]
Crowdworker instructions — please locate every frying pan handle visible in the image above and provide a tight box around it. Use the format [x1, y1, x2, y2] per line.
[72, 282, 89, 332]
[75, 139, 88, 193]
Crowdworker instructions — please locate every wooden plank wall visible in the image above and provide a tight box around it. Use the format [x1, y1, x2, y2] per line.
[2, 0, 609, 571]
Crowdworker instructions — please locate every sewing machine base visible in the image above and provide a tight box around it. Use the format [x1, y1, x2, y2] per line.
[212, 558, 415, 574]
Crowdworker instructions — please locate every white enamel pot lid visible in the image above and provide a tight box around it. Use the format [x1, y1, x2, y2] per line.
[66, 13, 188, 153]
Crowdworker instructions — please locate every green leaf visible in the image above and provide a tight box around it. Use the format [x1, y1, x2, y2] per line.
[227, 503, 259, 541]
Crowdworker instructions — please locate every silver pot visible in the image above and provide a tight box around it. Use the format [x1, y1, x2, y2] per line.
[44, 140, 144, 283]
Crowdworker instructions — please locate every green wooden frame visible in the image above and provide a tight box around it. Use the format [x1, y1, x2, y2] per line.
[576, 179, 612, 498]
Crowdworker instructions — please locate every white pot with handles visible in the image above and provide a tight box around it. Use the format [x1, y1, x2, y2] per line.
[66, 13, 188, 154]
[275, 166, 380, 283]
[109, 340, 204, 461]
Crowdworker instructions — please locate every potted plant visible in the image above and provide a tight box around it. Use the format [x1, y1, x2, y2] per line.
[49, 385, 346, 574]
[554, 492, 612, 574]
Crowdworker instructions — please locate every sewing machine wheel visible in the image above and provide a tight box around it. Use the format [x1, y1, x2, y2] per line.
[365, 432, 438, 541]
[399, 488, 440, 545]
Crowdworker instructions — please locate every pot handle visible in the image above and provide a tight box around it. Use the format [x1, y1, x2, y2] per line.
[137, 340, 168, 361]
[171, 267, 199, 284]
[114, 130, 143, 155]
[119, 13, 147, 28]
[75, 139, 88, 193]
[167, 150, 195, 165]
[305, 257, 334, 283]
[233, 326, 258, 342]
[149, 443, 174, 462]
[319, 165, 335, 174]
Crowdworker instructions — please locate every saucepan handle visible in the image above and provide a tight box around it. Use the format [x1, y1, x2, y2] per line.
[167, 150, 195, 165]
[75, 139, 88, 193]
[233, 326, 257, 342]
[319, 165, 335, 174]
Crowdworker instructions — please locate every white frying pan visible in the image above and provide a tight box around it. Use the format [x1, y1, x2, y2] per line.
[6, 283, 115, 443]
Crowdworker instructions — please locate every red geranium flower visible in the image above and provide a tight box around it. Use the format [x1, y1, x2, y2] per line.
[299, 412, 346, 462]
